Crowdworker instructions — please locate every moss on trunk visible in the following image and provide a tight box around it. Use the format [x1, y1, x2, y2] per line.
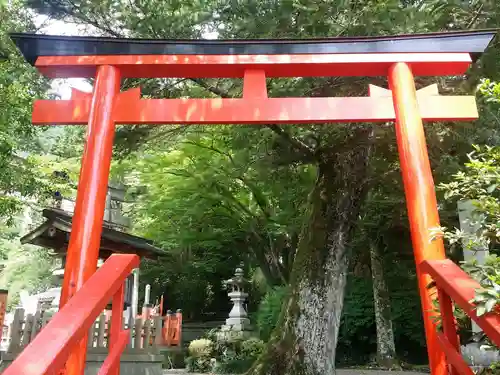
[370, 241, 399, 369]
[248, 129, 373, 375]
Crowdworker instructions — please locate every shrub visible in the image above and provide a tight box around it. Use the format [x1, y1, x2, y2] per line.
[185, 333, 265, 374]
[438, 144, 499, 349]
[185, 355, 213, 373]
[186, 339, 214, 373]
[188, 338, 213, 357]
[241, 337, 266, 358]
[212, 336, 265, 374]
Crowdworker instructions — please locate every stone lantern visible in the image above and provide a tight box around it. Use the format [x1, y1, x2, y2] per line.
[221, 268, 251, 333]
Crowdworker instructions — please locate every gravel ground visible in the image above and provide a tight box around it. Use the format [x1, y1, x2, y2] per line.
[164, 370, 426, 375]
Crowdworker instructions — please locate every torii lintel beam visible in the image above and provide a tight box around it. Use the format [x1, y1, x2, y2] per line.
[33, 84, 478, 125]
[32, 53, 472, 79]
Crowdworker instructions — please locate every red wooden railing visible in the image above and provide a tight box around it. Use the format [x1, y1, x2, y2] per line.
[3, 253, 140, 375]
[162, 310, 182, 346]
[422, 259, 500, 375]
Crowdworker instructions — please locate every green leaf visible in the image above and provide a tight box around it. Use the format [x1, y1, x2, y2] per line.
[487, 184, 498, 193]
[476, 305, 487, 317]
[485, 299, 497, 313]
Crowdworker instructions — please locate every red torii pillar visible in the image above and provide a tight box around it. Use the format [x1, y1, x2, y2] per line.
[389, 63, 448, 374]
[58, 66, 121, 374]
[21, 45, 483, 375]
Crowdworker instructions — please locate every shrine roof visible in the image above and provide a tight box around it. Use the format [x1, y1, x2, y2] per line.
[10, 30, 497, 66]
[20, 208, 164, 260]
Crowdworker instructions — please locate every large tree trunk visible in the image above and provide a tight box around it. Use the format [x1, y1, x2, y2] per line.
[249, 129, 373, 375]
[369, 241, 399, 369]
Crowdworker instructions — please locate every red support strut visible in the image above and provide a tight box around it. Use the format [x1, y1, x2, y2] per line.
[108, 284, 125, 375]
[59, 65, 121, 375]
[437, 287, 460, 375]
[388, 62, 447, 375]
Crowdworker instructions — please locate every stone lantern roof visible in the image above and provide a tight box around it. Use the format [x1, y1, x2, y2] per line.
[224, 268, 249, 292]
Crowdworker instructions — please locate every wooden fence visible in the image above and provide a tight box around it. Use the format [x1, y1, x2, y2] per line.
[6, 308, 167, 355]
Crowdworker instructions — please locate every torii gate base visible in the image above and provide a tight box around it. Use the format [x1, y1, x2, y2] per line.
[7, 31, 499, 375]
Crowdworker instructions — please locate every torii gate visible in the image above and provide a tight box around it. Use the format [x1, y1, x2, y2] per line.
[9, 30, 496, 375]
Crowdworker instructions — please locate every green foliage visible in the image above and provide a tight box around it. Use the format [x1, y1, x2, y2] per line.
[439, 77, 500, 324]
[0, 2, 66, 299]
[241, 337, 266, 359]
[476, 361, 500, 375]
[115, 125, 312, 318]
[0, 223, 56, 309]
[0, 2, 57, 219]
[337, 259, 427, 366]
[139, 254, 235, 321]
[186, 338, 214, 372]
[388, 285, 427, 363]
[439, 143, 500, 319]
[336, 276, 376, 365]
[212, 337, 265, 374]
[185, 356, 210, 374]
[186, 332, 265, 374]
[255, 286, 288, 342]
[462, 255, 500, 317]
[439, 145, 500, 250]
[479, 79, 500, 105]
[436, 95, 500, 351]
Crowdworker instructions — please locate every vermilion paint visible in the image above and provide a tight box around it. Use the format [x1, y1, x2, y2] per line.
[0, 290, 7, 344]
[108, 284, 126, 375]
[436, 331, 474, 375]
[32, 91, 478, 125]
[58, 65, 121, 374]
[2, 254, 139, 375]
[437, 287, 460, 375]
[388, 62, 448, 375]
[422, 260, 500, 346]
[34, 52, 472, 78]
[421, 258, 500, 374]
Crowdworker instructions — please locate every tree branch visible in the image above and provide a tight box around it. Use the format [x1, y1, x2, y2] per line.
[189, 78, 231, 98]
[35, 2, 315, 159]
[144, 125, 191, 143]
[266, 124, 315, 157]
[467, 3, 484, 29]
[190, 79, 316, 158]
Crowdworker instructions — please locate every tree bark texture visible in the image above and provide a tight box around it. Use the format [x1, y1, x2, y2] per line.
[369, 241, 399, 369]
[248, 129, 373, 375]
